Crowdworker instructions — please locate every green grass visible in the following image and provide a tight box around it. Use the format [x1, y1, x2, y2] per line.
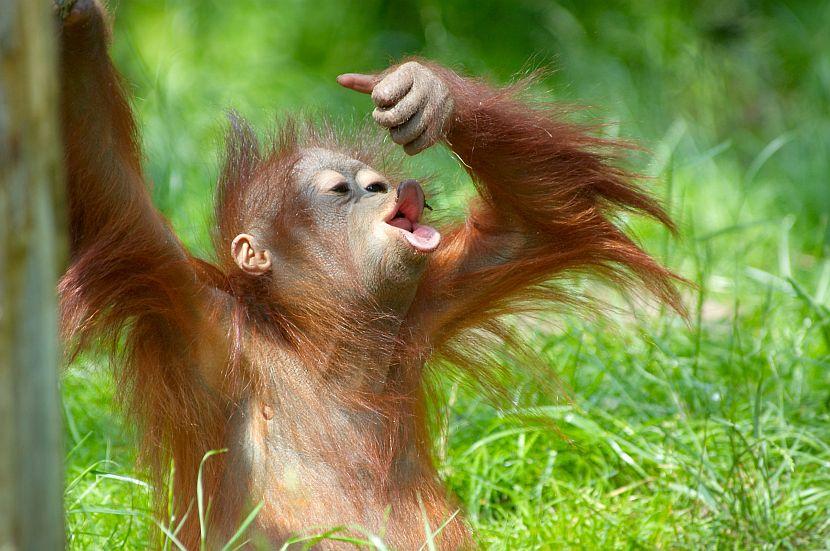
[63, 1, 830, 548]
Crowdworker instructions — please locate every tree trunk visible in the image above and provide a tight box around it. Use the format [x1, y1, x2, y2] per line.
[0, 0, 66, 549]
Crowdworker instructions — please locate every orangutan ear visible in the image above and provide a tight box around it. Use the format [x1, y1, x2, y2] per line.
[231, 233, 272, 275]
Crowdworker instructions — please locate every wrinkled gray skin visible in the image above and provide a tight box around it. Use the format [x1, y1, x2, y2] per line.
[370, 61, 454, 155]
[254, 62, 454, 313]
[284, 148, 417, 306]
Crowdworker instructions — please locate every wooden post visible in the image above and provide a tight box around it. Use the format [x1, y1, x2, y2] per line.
[0, 0, 66, 549]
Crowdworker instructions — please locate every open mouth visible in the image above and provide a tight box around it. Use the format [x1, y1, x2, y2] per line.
[384, 180, 441, 253]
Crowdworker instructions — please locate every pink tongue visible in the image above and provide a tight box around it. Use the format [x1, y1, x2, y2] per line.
[388, 217, 412, 232]
[404, 223, 441, 252]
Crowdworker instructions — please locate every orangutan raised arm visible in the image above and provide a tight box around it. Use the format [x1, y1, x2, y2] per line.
[56, 0, 231, 522]
[339, 60, 683, 345]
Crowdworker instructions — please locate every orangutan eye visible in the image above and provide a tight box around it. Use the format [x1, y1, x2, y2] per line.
[365, 182, 388, 193]
[330, 182, 350, 194]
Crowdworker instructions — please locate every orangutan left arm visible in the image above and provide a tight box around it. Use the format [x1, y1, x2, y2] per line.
[339, 60, 683, 346]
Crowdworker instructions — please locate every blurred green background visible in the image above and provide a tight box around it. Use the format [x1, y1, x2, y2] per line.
[63, 1, 830, 548]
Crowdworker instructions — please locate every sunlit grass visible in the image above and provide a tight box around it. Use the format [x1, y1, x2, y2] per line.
[62, 1, 830, 549]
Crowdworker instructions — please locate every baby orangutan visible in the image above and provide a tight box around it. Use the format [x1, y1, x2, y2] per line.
[57, 0, 682, 548]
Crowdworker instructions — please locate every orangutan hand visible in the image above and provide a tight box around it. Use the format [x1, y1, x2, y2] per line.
[337, 61, 454, 155]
